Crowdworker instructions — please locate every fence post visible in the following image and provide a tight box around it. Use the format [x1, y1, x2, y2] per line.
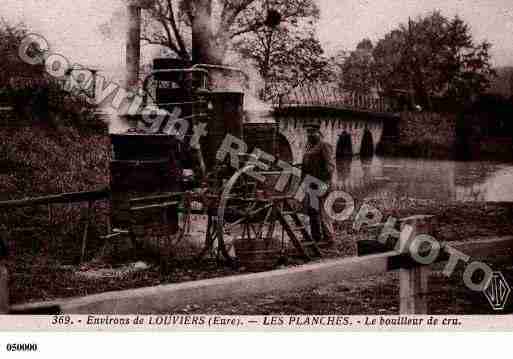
[0, 265, 8, 314]
[398, 215, 436, 314]
[80, 201, 93, 263]
[399, 264, 429, 314]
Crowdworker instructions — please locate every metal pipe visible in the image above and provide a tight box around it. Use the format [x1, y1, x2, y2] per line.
[126, 4, 141, 89]
[192, 63, 249, 87]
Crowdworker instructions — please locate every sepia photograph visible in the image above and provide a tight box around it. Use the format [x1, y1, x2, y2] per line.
[0, 0, 512, 335]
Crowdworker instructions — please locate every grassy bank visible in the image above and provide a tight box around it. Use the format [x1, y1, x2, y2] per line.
[378, 139, 513, 161]
[0, 124, 109, 198]
[0, 124, 111, 300]
[377, 141, 455, 159]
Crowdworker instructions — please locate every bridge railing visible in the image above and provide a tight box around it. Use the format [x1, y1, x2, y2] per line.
[274, 85, 392, 113]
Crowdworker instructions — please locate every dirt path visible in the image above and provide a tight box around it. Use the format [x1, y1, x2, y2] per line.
[6, 201, 513, 314]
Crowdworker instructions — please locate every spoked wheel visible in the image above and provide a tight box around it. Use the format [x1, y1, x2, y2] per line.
[196, 163, 264, 265]
[215, 164, 277, 266]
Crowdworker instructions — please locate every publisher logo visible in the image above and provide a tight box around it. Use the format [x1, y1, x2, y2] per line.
[483, 272, 511, 311]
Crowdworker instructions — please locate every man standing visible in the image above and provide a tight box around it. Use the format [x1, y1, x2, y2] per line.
[302, 123, 336, 244]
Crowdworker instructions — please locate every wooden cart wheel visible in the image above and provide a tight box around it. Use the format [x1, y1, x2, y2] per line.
[215, 164, 273, 264]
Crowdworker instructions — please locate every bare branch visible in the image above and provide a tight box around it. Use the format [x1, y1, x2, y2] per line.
[219, 0, 257, 36]
[229, 19, 264, 39]
[141, 35, 175, 50]
[166, 0, 190, 59]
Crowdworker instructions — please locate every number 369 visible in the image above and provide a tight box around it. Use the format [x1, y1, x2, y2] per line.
[52, 315, 72, 325]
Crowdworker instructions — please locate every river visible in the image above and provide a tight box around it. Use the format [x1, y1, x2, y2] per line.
[336, 157, 513, 203]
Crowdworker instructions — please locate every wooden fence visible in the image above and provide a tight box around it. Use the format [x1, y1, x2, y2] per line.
[2, 213, 511, 315]
[0, 187, 110, 271]
[0, 188, 109, 209]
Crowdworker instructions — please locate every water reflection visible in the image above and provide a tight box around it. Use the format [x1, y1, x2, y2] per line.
[335, 156, 513, 203]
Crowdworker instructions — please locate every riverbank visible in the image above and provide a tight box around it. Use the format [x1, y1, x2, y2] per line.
[378, 111, 513, 160]
[378, 141, 456, 159]
[378, 140, 513, 161]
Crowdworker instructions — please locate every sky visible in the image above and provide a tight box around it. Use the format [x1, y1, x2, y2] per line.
[3, 0, 513, 82]
[317, 0, 513, 64]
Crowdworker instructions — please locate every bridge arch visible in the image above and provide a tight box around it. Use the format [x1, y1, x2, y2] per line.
[360, 128, 374, 157]
[275, 108, 394, 162]
[336, 131, 353, 158]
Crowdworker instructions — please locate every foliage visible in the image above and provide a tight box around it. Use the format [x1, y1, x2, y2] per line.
[371, 11, 495, 108]
[0, 126, 109, 198]
[114, 0, 320, 65]
[339, 39, 375, 95]
[0, 20, 45, 88]
[234, 25, 329, 101]
[106, 0, 327, 100]
[467, 93, 513, 137]
[103, 1, 327, 100]
[0, 125, 110, 277]
[231, 0, 328, 101]
[488, 66, 513, 98]
[0, 19, 105, 132]
[138, 0, 192, 60]
[0, 19, 47, 109]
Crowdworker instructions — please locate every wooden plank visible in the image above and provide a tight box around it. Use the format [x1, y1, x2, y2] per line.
[9, 305, 61, 315]
[80, 201, 93, 263]
[277, 210, 310, 260]
[100, 232, 123, 240]
[450, 236, 513, 258]
[9, 236, 513, 314]
[399, 265, 429, 314]
[130, 201, 179, 212]
[0, 188, 109, 209]
[0, 265, 8, 314]
[129, 192, 185, 205]
[383, 236, 513, 270]
[11, 252, 397, 314]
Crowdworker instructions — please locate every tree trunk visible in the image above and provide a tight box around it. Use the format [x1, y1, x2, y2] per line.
[191, 0, 222, 65]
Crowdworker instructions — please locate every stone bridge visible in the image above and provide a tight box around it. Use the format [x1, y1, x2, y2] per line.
[273, 106, 399, 164]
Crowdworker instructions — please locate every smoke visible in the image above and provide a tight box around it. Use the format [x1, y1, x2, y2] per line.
[244, 93, 275, 123]
[245, 93, 273, 112]
[102, 106, 131, 134]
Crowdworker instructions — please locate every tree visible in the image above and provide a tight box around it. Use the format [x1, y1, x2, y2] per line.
[107, 0, 319, 65]
[0, 20, 45, 89]
[0, 20, 104, 130]
[356, 38, 373, 52]
[0, 20, 49, 115]
[232, 3, 328, 101]
[339, 38, 375, 95]
[372, 11, 495, 109]
[136, 0, 192, 61]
